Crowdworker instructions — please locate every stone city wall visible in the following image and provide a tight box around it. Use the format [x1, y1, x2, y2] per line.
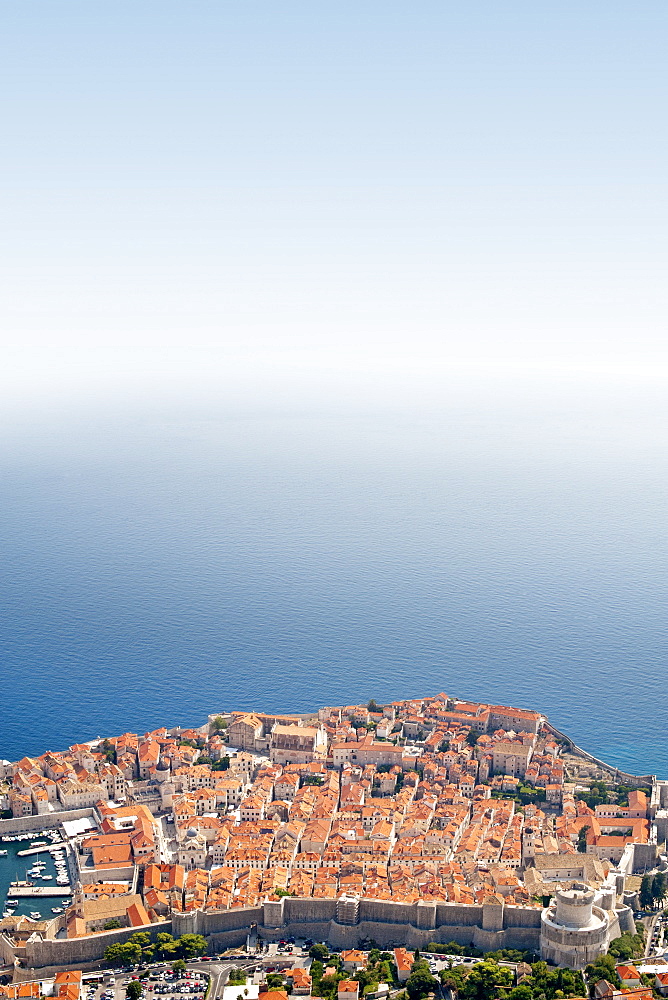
[21, 895, 543, 971]
[24, 920, 172, 971]
[0, 808, 97, 836]
[543, 724, 655, 786]
[0, 932, 18, 968]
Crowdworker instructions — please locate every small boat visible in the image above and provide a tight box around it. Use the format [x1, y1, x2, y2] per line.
[30, 911, 41, 920]
[30, 841, 47, 847]
[0, 849, 7, 855]
[6, 900, 18, 907]
[51, 907, 63, 914]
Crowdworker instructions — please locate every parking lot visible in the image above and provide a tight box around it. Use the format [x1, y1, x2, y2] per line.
[83, 963, 236, 1000]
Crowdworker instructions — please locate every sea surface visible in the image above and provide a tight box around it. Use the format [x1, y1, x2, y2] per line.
[1, 373, 667, 778]
[0, 835, 69, 921]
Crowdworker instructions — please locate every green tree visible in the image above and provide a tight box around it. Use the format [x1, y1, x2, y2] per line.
[178, 933, 207, 959]
[155, 933, 179, 959]
[101, 739, 116, 763]
[126, 982, 143, 1000]
[106, 941, 142, 966]
[227, 969, 247, 987]
[266, 975, 285, 989]
[104, 942, 124, 964]
[377, 961, 394, 985]
[103, 919, 121, 930]
[459, 961, 513, 1000]
[639, 874, 654, 910]
[578, 823, 590, 854]
[212, 716, 228, 731]
[652, 872, 667, 906]
[577, 825, 589, 853]
[405, 968, 439, 1000]
[129, 932, 152, 950]
[509, 987, 533, 1000]
[585, 955, 619, 988]
[466, 730, 479, 747]
[318, 975, 340, 999]
[123, 942, 143, 966]
[172, 960, 187, 974]
[367, 700, 381, 713]
[310, 944, 330, 961]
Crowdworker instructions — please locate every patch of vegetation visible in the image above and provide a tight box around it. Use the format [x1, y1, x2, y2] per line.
[441, 959, 584, 1000]
[104, 931, 207, 966]
[227, 968, 247, 987]
[585, 954, 620, 988]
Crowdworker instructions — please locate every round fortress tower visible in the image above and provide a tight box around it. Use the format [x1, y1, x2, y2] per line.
[555, 884, 597, 929]
[540, 882, 611, 969]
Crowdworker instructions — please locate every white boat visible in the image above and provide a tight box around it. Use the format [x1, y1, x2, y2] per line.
[30, 911, 41, 920]
[0, 850, 7, 856]
[51, 907, 63, 914]
[30, 841, 47, 847]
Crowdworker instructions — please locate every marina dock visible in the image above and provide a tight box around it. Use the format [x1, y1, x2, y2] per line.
[16, 844, 66, 857]
[8, 884, 72, 897]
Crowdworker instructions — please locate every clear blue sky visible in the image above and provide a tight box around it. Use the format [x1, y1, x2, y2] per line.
[2, 2, 667, 405]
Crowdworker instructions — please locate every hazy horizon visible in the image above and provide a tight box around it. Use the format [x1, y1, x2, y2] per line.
[3, 1, 668, 410]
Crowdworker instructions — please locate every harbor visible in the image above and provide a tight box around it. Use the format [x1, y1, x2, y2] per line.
[0, 832, 72, 921]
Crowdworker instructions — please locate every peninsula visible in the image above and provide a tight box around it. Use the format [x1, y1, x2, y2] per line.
[1, 693, 667, 984]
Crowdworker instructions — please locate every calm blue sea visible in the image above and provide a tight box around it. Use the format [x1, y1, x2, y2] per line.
[0, 836, 67, 921]
[1, 373, 666, 777]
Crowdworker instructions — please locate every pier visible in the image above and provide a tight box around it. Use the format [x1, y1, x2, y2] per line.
[16, 844, 66, 857]
[7, 885, 72, 897]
